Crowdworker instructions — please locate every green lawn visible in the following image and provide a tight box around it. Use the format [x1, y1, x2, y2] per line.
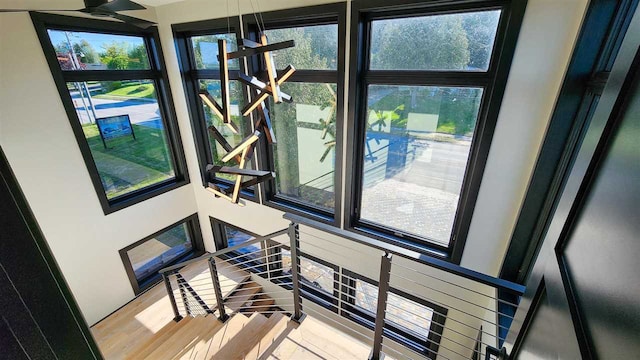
[82, 123, 175, 199]
[95, 83, 156, 99]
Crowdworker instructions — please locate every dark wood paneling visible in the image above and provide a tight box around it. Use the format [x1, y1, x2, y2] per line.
[0, 148, 102, 359]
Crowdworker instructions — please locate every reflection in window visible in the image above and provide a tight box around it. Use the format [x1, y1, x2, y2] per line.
[360, 85, 483, 245]
[265, 24, 338, 70]
[126, 223, 193, 281]
[47, 30, 150, 70]
[269, 82, 337, 210]
[355, 280, 435, 339]
[369, 10, 501, 71]
[281, 249, 334, 295]
[68, 80, 176, 199]
[224, 226, 262, 260]
[198, 79, 252, 182]
[190, 34, 240, 70]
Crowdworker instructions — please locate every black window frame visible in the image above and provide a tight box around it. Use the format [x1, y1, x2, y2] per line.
[271, 245, 340, 312]
[31, 12, 190, 214]
[119, 214, 205, 295]
[344, 0, 527, 263]
[211, 217, 271, 276]
[210, 218, 340, 311]
[342, 269, 448, 359]
[173, 17, 259, 201]
[242, 3, 347, 226]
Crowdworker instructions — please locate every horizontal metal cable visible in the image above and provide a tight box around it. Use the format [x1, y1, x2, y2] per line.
[380, 343, 415, 360]
[298, 230, 373, 256]
[384, 301, 504, 344]
[302, 306, 375, 343]
[224, 290, 293, 301]
[216, 243, 283, 264]
[298, 240, 359, 260]
[335, 280, 507, 341]
[232, 303, 295, 311]
[392, 263, 520, 308]
[392, 284, 508, 331]
[381, 311, 485, 360]
[382, 341, 448, 360]
[390, 273, 516, 319]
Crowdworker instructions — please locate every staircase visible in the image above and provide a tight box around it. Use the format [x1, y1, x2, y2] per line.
[91, 218, 528, 359]
[126, 281, 289, 360]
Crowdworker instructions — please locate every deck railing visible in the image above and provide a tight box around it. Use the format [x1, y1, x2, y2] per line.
[158, 214, 524, 360]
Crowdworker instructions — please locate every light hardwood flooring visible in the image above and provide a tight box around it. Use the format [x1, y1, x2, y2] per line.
[91, 258, 379, 359]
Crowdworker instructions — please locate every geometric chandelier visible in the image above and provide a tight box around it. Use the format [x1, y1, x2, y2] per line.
[198, 34, 295, 204]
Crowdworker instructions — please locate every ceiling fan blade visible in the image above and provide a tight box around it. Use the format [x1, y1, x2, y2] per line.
[98, 0, 146, 12]
[111, 13, 155, 29]
[0, 9, 80, 12]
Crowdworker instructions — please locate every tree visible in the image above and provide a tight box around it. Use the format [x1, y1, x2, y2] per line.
[74, 40, 98, 64]
[371, 16, 470, 70]
[127, 44, 149, 69]
[462, 11, 501, 70]
[100, 42, 130, 70]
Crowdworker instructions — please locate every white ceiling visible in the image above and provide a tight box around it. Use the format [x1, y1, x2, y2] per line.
[0, 0, 187, 11]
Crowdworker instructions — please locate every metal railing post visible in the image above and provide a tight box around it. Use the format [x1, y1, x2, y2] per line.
[369, 252, 392, 360]
[163, 273, 182, 322]
[208, 257, 229, 322]
[289, 222, 306, 323]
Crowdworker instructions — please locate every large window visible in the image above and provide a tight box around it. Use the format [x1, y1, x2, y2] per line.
[342, 270, 447, 358]
[243, 3, 346, 222]
[32, 13, 188, 214]
[119, 214, 204, 294]
[174, 18, 257, 199]
[347, 0, 520, 260]
[175, 0, 523, 262]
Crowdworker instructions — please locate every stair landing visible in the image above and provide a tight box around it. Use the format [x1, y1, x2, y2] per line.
[91, 259, 376, 359]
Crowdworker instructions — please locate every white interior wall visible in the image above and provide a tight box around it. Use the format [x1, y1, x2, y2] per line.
[0, 0, 589, 338]
[0, 12, 198, 325]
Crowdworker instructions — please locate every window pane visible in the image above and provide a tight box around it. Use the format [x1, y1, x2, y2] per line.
[360, 85, 483, 245]
[127, 223, 192, 281]
[69, 81, 176, 199]
[198, 79, 252, 182]
[191, 34, 240, 70]
[224, 226, 262, 260]
[281, 250, 334, 295]
[265, 24, 338, 70]
[269, 82, 337, 210]
[386, 292, 434, 337]
[47, 30, 150, 70]
[355, 280, 434, 338]
[369, 10, 501, 71]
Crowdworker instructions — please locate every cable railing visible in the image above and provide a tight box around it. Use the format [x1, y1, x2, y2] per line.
[157, 213, 524, 360]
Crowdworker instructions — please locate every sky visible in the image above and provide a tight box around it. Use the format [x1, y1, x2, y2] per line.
[47, 29, 145, 51]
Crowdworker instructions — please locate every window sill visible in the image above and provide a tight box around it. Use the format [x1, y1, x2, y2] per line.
[202, 181, 258, 203]
[264, 197, 337, 226]
[104, 178, 190, 215]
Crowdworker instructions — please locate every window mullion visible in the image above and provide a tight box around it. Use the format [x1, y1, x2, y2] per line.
[365, 71, 490, 87]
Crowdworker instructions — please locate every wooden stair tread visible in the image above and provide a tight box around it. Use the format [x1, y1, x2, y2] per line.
[177, 316, 226, 360]
[143, 316, 221, 360]
[193, 312, 253, 359]
[225, 281, 262, 311]
[240, 294, 276, 314]
[125, 316, 194, 360]
[265, 315, 373, 360]
[248, 312, 289, 359]
[210, 313, 277, 360]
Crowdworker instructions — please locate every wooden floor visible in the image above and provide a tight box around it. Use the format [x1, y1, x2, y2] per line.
[91, 258, 375, 359]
